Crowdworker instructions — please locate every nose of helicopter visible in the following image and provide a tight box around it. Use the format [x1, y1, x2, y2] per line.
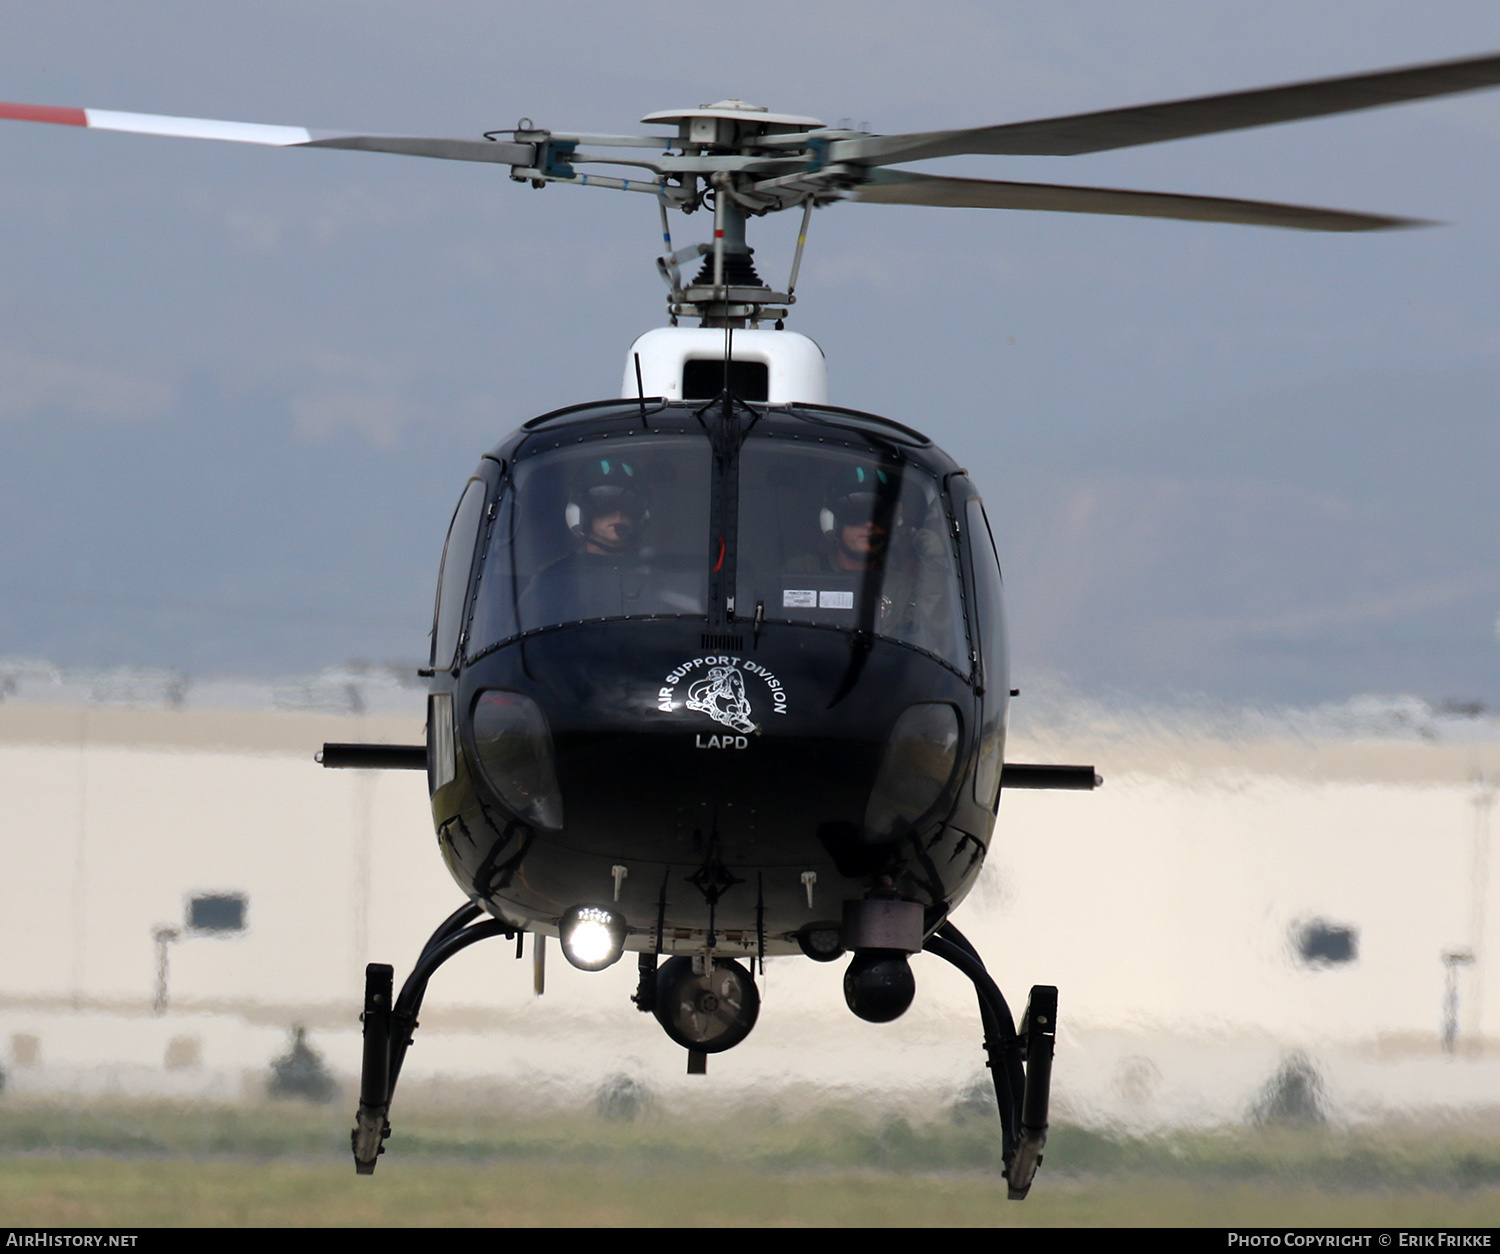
[522, 624, 889, 867]
[447, 619, 985, 950]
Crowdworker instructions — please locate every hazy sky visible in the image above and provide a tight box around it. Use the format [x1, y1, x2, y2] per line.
[2, 2, 1499, 705]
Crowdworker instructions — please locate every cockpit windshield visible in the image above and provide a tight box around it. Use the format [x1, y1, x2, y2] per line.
[466, 421, 971, 672]
[735, 439, 970, 672]
[468, 435, 712, 652]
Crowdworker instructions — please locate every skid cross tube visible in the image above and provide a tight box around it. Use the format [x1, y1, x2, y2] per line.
[923, 930, 1023, 1153]
[923, 922, 1057, 1199]
[353, 909, 512, 1174]
[415, 901, 483, 967]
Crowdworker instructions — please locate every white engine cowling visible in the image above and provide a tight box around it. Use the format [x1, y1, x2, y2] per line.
[621, 327, 828, 406]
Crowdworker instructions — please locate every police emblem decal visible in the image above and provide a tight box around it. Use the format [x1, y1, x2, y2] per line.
[657, 656, 788, 743]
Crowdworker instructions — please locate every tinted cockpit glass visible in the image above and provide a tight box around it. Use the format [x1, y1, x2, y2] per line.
[736, 440, 969, 672]
[468, 435, 711, 651]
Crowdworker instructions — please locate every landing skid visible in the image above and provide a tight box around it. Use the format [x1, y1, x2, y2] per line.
[352, 902, 512, 1174]
[924, 922, 1056, 1199]
[352, 907, 1056, 1198]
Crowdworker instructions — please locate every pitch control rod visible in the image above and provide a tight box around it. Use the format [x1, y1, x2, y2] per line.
[353, 905, 513, 1174]
[923, 922, 1057, 1200]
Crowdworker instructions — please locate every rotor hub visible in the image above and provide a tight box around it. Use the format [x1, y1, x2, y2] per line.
[640, 101, 824, 151]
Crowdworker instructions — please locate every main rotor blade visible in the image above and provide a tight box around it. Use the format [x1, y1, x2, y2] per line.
[849, 169, 1426, 231]
[834, 50, 1500, 165]
[0, 100, 534, 165]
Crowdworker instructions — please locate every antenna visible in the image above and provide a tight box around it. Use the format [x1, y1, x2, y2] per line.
[633, 352, 647, 427]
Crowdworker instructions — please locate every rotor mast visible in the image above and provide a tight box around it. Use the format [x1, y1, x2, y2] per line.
[642, 102, 831, 329]
[680, 194, 783, 328]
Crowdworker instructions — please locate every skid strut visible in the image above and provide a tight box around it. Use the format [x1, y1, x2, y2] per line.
[923, 922, 1057, 1200]
[353, 902, 513, 1174]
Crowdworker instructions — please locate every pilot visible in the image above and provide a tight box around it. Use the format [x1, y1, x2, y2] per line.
[787, 463, 952, 649]
[520, 458, 658, 624]
[566, 459, 647, 557]
[787, 464, 894, 575]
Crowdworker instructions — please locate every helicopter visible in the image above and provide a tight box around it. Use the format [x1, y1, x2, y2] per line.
[6, 48, 1500, 1199]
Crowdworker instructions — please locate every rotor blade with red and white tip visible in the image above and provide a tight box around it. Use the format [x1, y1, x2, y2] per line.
[832, 49, 1500, 166]
[849, 169, 1427, 231]
[0, 100, 535, 165]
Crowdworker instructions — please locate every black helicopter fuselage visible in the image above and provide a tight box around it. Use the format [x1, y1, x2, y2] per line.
[425, 395, 1010, 960]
